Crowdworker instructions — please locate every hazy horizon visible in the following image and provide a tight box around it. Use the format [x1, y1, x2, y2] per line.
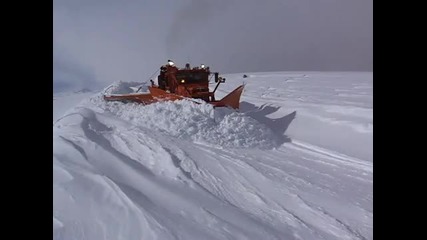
[53, 0, 372, 92]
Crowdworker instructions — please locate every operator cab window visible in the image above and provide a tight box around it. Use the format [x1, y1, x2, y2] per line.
[176, 73, 207, 84]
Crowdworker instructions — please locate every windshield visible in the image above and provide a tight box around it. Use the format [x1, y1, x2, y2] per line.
[176, 72, 208, 84]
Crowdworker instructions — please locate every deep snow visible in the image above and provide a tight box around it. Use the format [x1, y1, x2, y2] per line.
[53, 71, 373, 240]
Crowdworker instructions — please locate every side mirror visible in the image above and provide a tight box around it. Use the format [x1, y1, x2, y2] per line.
[214, 72, 219, 83]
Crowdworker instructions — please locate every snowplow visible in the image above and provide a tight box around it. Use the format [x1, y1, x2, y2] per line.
[103, 61, 244, 109]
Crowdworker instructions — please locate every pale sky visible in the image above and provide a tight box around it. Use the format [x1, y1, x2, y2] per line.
[53, 0, 373, 92]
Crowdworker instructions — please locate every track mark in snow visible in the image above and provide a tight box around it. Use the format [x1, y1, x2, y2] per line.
[78, 108, 155, 177]
[189, 145, 357, 240]
[296, 194, 368, 240]
[291, 195, 366, 240]
[59, 136, 88, 161]
[288, 140, 372, 173]
[248, 159, 340, 197]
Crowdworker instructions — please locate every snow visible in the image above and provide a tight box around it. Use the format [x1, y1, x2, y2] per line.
[89, 94, 279, 149]
[53, 90, 96, 122]
[53, 71, 373, 240]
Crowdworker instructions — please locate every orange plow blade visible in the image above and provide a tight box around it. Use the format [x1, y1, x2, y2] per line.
[148, 87, 186, 101]
[103, 85, 244, 109]
[103, 92, 157, 105]
[211, 85, 245, 109]
[103, 87, 186, 105]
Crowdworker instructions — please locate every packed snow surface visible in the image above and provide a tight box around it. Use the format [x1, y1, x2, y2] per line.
[53, 71, 373, 240]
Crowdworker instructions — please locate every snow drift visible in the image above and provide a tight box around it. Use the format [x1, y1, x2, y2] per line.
[53, 71, 373, 240]
[91, 82, 280, 149]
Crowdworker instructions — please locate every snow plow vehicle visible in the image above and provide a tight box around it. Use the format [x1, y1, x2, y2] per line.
[103, 60, 244, 109]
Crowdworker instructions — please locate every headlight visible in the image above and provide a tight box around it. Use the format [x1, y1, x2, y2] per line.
[180, 79, 185, 83]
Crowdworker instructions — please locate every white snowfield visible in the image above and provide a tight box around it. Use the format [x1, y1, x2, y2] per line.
[53, 90, 96, 122]
[53, 72, 373, 240]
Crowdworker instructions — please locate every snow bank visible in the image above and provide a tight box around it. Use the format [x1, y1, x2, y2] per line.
[104, 81, 149, 95]
[90, 82, 279, 149]
[54, 72, 372, 240]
